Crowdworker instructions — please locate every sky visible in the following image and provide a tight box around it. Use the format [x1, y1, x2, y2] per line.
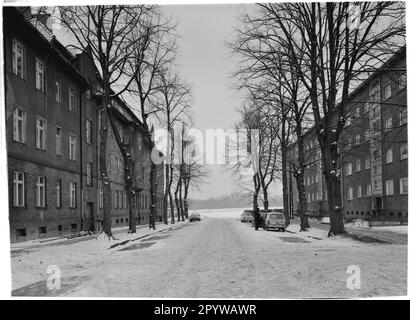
[52, 3, 282, 200]
[161, 4, 252, 200]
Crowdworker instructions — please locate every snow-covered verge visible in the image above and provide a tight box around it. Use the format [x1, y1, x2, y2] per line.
[10, 220, 187, 292]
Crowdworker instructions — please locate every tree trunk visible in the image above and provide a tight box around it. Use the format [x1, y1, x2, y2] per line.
[183, 179, 189, 218]
[179, 182, 184, 221]
[323, 144, 345, 235]
[100, 94, 112, 237]
[281, 144, 290, 227]
[262, 187, 269, 210]
[174, 185, 180, 222]
[295, 120, 310, 231]
[295, 174, 310, 231]
[164, 163, 170, 224]
[149, 157, 157, 230]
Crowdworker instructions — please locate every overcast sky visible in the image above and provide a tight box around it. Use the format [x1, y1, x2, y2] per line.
[161, 4, 256, 200]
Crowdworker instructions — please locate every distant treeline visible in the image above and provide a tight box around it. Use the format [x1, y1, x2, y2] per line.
[189, 193, 283, 210]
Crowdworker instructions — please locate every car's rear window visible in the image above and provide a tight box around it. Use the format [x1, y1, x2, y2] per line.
[269, 213, 284, 219]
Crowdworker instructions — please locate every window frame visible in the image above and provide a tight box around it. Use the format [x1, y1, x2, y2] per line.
[385, 179, 394, 196]
[13, 171, 25, 207]
[69, 182, 76, 208]
[13, 106, 27, 143]
[36, 176, 46, 207]
[35, 58, 45, 93]
[69, 133, 77, 160]
[400, 178, 408, 195]
[36, 116, 47, 150]
[68, 87, 75, 112]
[12, 39, 25, 79]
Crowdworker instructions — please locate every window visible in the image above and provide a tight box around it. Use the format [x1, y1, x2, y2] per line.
[385, 117, 392, 132]
[137, 135, 142, 151]
[356, 159, 361, 172]
[13, 106, 26, 143]
[398, 73, 406, 91]
[56, 179, 61, 208]
[16, 228, 27, 240]
[120, 191, 123, 209]
[13, 171, 25, 207]
[86, 89, 91, 100]
[39, 226, 47, 237]
[386, 180, 394, 196]
[371, 105, 381, 118]
[386, 148, 393, 164]
[55, 79, 61, 103]
[69, 182, 76, 208]
[354, 107, 360, 118]
[317, 191, 321, 200]
[86, 163, 92, 186]
[366, 184, 372, 196]
[355, 134, 360, 145]
[12, 39, 25, 79]
[364, 103, 370, 114]
[36, 176, 46, 207]
[69, 133, 77, 160]
[307, 177, 310, 186]
[36, 117, 46, 150]
[56, 126, 62, 155]
[364, 129, 370, 142]
[400, 143, 408, 160]
[115, 190, 119, 209]
[383, 83, 392, 100]
[86, 119, 92, 144]
[347, 187, 353, 200]
[399, 110, 407, 126]
[400, 178, 408, 194]
[346, 163, 352, 176]
[68, 87, 75, 111]
[347, 138, 352, 150]
[357, 185, 362, 198]
[35, 58, 45, 92]
[99, 188, 103, 209]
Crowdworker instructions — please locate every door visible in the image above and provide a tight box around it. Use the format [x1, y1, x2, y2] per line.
[375, 197, 383, 216]
[86, 202, 95, 232]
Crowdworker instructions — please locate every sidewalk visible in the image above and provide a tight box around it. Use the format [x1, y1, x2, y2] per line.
[294, 220, 408, 245]
[10, 220, 188, 252]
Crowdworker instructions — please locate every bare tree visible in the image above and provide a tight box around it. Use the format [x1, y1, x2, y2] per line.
[59, 5, 158, 237]
[232, 2, 405, 235]
[151, 71, 192, 224]
[126, 11, 177, 228]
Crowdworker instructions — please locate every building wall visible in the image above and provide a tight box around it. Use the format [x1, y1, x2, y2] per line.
[4, 10, 85, 242]
[288, 48, 408, 220]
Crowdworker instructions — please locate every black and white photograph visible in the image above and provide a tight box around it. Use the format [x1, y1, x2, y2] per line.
[0, 0, 408, 300]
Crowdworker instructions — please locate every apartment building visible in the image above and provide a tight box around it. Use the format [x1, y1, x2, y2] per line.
[288, 46, 407, 220]
[4, 8, 88, 241]
[4, 7, 166, 242]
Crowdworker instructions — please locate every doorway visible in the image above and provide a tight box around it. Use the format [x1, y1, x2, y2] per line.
[86, 202, 95, 232]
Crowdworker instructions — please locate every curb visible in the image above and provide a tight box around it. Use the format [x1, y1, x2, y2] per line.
[109, 221, 189, 249]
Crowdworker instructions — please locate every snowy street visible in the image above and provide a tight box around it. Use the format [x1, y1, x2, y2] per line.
[11, 209, 407, 298]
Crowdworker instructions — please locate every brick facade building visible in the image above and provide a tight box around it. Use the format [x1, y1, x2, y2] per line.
[4, 7, 165, 242]
[288, 46, 407, 220]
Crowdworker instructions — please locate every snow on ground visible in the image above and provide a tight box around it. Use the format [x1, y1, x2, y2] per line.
[11, 221, 187, 292]
[366, 225, 408, 234]
[9, 210, 407, 298]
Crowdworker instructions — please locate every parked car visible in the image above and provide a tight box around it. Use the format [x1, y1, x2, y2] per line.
[240, 210, 254, 223]
[189, 212, 201, 222]
[263, 211, 286, 231]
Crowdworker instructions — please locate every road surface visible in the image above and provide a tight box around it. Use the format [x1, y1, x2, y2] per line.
[12, 212, 407, 298]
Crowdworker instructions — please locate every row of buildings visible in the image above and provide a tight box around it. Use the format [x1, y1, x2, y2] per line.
[288, 46, 408, 220]
[4, 7, 165, 242]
